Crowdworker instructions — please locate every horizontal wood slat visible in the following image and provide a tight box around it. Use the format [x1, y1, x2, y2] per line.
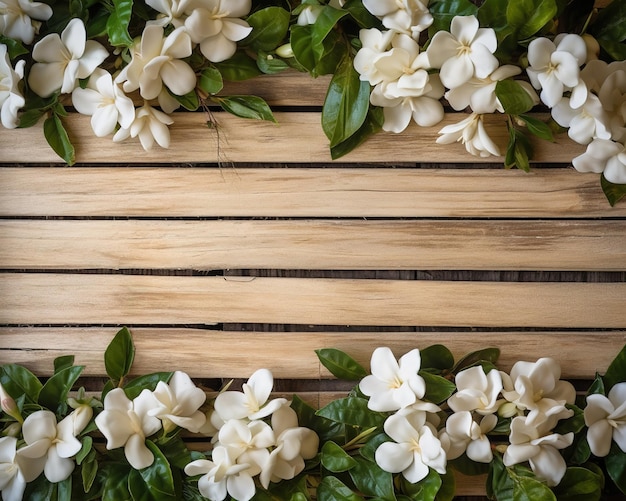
[2, 168, 622, 218]
[1, 274, 625, 327]
[1, 328, 623, 379]
[0, 112, 585, 164]
[2, 219, 625, 271]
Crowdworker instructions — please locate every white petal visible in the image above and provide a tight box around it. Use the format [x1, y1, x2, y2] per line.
[401, 453, 429, 483]
[28, 62, 65, 98]
[426, 31, 459, 68]
[55, 415, 82, 458]
[91, 105, 119, 137]
[22, 410, 57, 444]
[1, 469, 26, 501]
[184, 459, 215, 476]
[221, 19, 253, 43]
[226, 472, 256, 501]
[528, 38, 556, 69]
[125, 433, 154, 470]
[450, 15, 478, 46]
[71, 87, 101, 115]
[160, 60, 196, 96]
[604, 154, 626, 184]
[440, 55, 474, 89]
[411, 97, 444, 127]
[32, 33, 66, 63]
[529, 447, 567, 486]
[76, 41, 109, 78]
[61, 18, 86, 58]
[162, 27, 193, 58]
[551, 51, 581, 88]
[375, 442, 413, 473]
[43, 446, 75, 483]
[466, 436, 492, 463]
[556, 34, 587, 66]
[470, 44, 499, 79]
[200, 34, 237, 63]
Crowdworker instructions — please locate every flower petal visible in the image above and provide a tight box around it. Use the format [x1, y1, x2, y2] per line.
[61, 18, 86, 58]
[125, 433, 154, 470]
[43, 446, 75, 483]
[28, 62, 65, 98]
[375, 441, 413, 473]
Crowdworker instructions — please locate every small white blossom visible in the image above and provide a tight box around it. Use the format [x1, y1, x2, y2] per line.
[362, 0, 432, 39]
[146, 0, 195, 28]
[551, 93, 611, 145]
[572, 138, 626, 184]
[0, 382, 22, 423]
[113, 101, 174, 151]
[149, 371, 207, 433]
[0, 436, 26, 501]
[436, 113, 500, 158]
[584, 382, 626, 457]
[217, 419, 273, 473]
[597, 67, 626, 142]
[426, 15, 498, 89]
[353, 28, 395, 85]
[28, 18, 108, 97]
[448, 366, 503, 415]
[0, 0, 52, 44]
[440, 411, 497, 463]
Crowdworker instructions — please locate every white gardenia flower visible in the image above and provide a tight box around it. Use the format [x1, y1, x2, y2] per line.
[113, 101, 174, 151]
[0, 0, 52, 44]
[436, 113, 500, 158]
[503, 413, 574, 487]
[597, 67, 626, 142]
[184, 0, 252, 63]
[359, 347, 426, 412]
[217, 419, 273, 473]
[375, 408, 446, 482]
[445, 64, 539, 114]
[16, 410, 82, 483]
[426, 15, 498, 89]
[116, 25, 195, 100]
[439, 411, 497, 463]
[72, 68, 135, 137]
[185, 445, 257, 501]
[551, 93, 611, 145]
[448, 366, 503, 415]
[28, 18, 108, 97]
[148, 371, 207, 433]
[501, 357, 577, 425]
[572, 138, 626, 184]
[94, 388, 162, 470]
[584, 382, 626, 457]
[0, 44, 26, 129]
[526, 34, 587, 108]
[362, 0, 432, 39]
[353, 28, 395, 85]
[213, 368, 287, 422]
[0, 436, 26, 501]
[146, 0, 195, 28]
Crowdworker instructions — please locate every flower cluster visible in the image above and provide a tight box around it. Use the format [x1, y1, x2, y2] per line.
[0, 328, 625, 501]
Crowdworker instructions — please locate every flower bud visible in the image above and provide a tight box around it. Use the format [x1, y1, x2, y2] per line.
[275, 43, 294, 59]
[497, 401, 518, 419]
[69, 404, 93, 435]
[582, 34, 600, 62]
[3, 422, 22, 437]
[0, 383, 23, 423]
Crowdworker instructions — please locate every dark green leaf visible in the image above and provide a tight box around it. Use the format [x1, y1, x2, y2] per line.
[0, 364, 42, 404]
[291, 395, 344, 443]
[321, 441, 358, 472]
[453, 348, 500, 373]
[567, 434, 592, 465]
[506, 0, 557, 39]
[603, 343, 626, 391]
[436, 471, 456, 501]
[100, 464, 131, 501]
[597, 39, 626, 62]
[449, 454, 490, 476]
[256, 50, 290, 74]
[590, 0, 626, 42]
[0, 35, 28, 58]
[171, 89, 199, 111]
[136, 441, 177, 498]
[317, 476, 365, 501]
[317, 397, 386, 428]
[588, 373, 606, 396]
[43, 113, 75, 165]
[401, 467, 442, 500]
[343, 0, 382, 29]
[359, 432, 390, 462]
[39, 365, 84, 411]
[23, 472, 57, 501]
[76, 436, 93, 465]
[214, 52, 262, 81]
[82, 457, 98, 493]
[601, 175, 626, 207]
[519, 114, 554, 141]
[429, 0, 478, 34]
[58, 477, 71, 501]
[316, 348, 367, 380]
[496, 80, 535, 115]
[420, 345, 455, 371]
[552, 467, 603, 501]
[104, 327, 135, 384]
[420, 371, 456, 404]
[606, 441, 626, 494]
[505, 125, 533, 172]
[554, 404, 585, 435]
[216, 95, 276, 122]
[124, 372, 172, 400]
[106, 0, 134, 47]
[53, 355, 75, 374]
[17, 108, 46, 128]
[349, 456, 395, 500]
[244, 7, 290, 51]
[198, 67, 224, 95]
[290, 25, 316, 73]
[330, 106, 383, 159]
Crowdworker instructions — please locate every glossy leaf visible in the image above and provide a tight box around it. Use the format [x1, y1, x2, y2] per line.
[22, 473, 56, 501]
[256, 50, 290, 74]
[330, 106, 383, 159]
[590, 0, 626, 42]
[453, 348, 500, 372]
[290, 25, 316, 73]
[359, 432, 390, 462]
[554, 404, 585, 435]
[606, 442, 626, 495]
[53, 355, 75, 374]
[106, 0, 134, 47]
[496, 80, 535, 115]
[602, 343, 626, 391]
[552, 467, 603, 501]
[401, 467, 442, 500]
[0, 35, 28, 58]
[214, 52, 262, 81]
[316, 397, 386, 428]
[601, 175, 626, 207]
[0, 363, 42, 404]
[349, 456, 395, 500]
[436, 471, 456, 501]
[343, 0, 381, 28]
[291, 395, 344, 443]
[421, 345, 455, 371]
[322, 441, 358, 472]
[100, 464, 131, 501]
[505, 125, 533, 172]
[244, 7, 290, 51]
[39, 365, 84, 410]
[317, 476, 365, 501]
[124, 372, 172, 400]
[506, 0, 557, 39]
[76, 436, 93, 465]
[58, 477, 71, 501]
[420, 371, 456, 404]
[128, 441, 177, 500]
[82, 456, 98, 494]
[104, 327, 135, 384]
[216, 95, 276, 122]
[43, 113, 75, 165]
[429, 0, 478, 34]
[598, 39, 626, 62]
[198, 67, 224, 95]
[316, 348, 367, 380]
[172, 90, 199, 111]
[519, 114, 554, 141]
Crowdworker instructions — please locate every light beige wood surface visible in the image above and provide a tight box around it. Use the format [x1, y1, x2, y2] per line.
[2, 219, 625, 271]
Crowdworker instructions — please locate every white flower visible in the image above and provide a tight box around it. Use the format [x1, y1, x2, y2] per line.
[503, 413, 574, 486]
[448, 366, 503, 415]
[362, 0, 432, 39]
[71, 68, 135, 138]
[146, 0, 195, 28]
[0, 0, 52, 44]
[426, 15, 498, 89]
[149, 371, 207, 433]
[436, 113, 500, 158]
[375, 408, 446, 482]
[116, 25, 195, 100]
[359, 347, 426, 412]
[94, 388, 162, 470]
[297, 5, 323, 26]
[185, 445, 257, 501]
[0, 382, 22, 423]
[353, 28, 395, 85]
[213, 368, 287, 422]
[217, 419, 273, 473]
[16, 410, 82, 483]
[445, 64, 538, 114]
[0, 44, 25, 129]
[184, 0, 252, 63]
[28, 18, 108, 97]
[113, 101, 174, 151]
[597, 67, 626, 142]
[501, 358, 577, 426]
[584, 382, 626, 457]
[440, 411, 497, 462]
[0, 436, 26, 501]
[526, 34, 587, 108]
[572, 138, 626, 184]
[551, 93, 611, 145]
[66, 404, 92, 437]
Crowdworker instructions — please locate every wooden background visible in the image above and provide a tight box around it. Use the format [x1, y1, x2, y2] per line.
[1, 69, 625, 498]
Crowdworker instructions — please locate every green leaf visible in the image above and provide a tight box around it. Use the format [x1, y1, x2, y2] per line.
[597, 40, 626, 62]
[330, 106, 383, 159]
[435, 471, 456, 501]
[133, 441, 177, 499]
[317, 397, 386, 428]
[519, 114, 554, 141]
[602, 343, 626, 391]
[290, 25, 316, 73]
[496, 80, 535, 115]
[321, 441, 358, 472]
[349, 456, 396, 500]
[401, 467, 442, 500]
[429, 0, 479, 34]
[76, 436, 93, 465]
[172, 90, 199, 111]
[317, 476, 365, 501]
[256, 50, 290, 74]
[505, 125, 533, 172]
[449, 454, 490, 476]
[490, 457, 556, 501]
[57, 477, 71, 501]
[198, 67, 224, 95]
[17, 108, 46, 128]
[554, 404, 585, 435]
[606, 442, 626, 495]
[101, 464, 131, 501]
[23, 472, 56, 501]
[43, 113, 75, 165]
[0, 364, 42, 404]
[590, 0, 626, 42]
[291, 395, 344, 443]
[601, 174, 626, 207]
[53, 355, 75, 374]
[0, 35, 28, 58]
[124, 372, 172, 400]
[216, 95, 277, 122]
[506, 0, 557, 39]
[552, 467, 603, 501]
[420, 345, 455, 371]
[106, 0, 134, 47]
[104, 327, 135, 384]
[82, 456, 98, 493]
[214, 51, 262, 81]
[453, 348, 500, 372]
[343, 0, 382, 29]
[38, 365, 84, 411]
[244, 7, 290, 51]
[359, 432, 390, 462]
[420, 371, 456, 404]
[316, 348, 367, 380]
[322, 55, 370, 147]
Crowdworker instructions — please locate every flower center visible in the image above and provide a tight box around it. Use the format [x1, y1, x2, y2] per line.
[389, 375, 404, 389]
[127, 410, 145, 436]
[409, 437, 421, 454]
[457, 44, 471, 57]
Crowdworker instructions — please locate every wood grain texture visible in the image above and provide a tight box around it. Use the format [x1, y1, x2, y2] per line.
[0, 112, 585, 163]
[2, 274, 625, 327]
[1, 167, 621, 217]
[1, 328, 623, 379]
[2, 219, 625, 271]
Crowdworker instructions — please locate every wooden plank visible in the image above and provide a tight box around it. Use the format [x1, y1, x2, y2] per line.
[1, 168, 621, 218]
[2, 220, 625, 271]
[1, 274, 625, 327]
[1, 328, 622, 379]
[0, 112, 585, 164]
